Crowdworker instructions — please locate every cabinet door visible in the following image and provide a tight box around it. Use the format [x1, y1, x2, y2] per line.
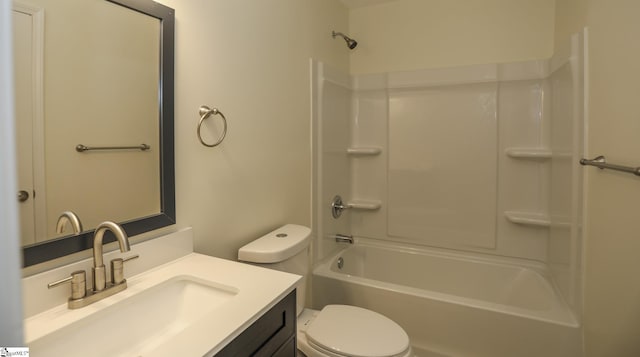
[217, 290, 296, 356]
[272, 336, 296, 357]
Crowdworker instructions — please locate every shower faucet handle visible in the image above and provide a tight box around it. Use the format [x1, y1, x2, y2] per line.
[331, 195, 350, 219]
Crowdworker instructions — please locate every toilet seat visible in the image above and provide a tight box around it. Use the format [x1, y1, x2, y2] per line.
[303, 305, 411, 357]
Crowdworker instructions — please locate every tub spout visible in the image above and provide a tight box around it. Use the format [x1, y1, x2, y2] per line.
[334, 234, 354, 244]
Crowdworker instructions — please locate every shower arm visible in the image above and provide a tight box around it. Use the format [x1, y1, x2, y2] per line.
[332, 31, 358, 49]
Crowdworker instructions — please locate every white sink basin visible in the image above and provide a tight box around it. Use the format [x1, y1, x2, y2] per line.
[29, 276, 237, 357]
[24, 252, 300, 357]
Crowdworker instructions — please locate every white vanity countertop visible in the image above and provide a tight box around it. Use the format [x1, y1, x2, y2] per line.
[24, 252, 300, 356]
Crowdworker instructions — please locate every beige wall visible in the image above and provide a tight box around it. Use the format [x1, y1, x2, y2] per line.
[585, 2, 640, 355]
[554, 0, 587, 53]
[556, 0, 640, 355]
[349, 0, 555, 74]
[157, 0, 348, 260]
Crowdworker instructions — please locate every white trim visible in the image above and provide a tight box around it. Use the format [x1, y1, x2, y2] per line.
[579, 27, 589, 345]
[0, 0, 25, 345]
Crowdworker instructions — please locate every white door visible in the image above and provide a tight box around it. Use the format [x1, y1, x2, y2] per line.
[13, 3, 45, 246]
[13, 8, 35, 245]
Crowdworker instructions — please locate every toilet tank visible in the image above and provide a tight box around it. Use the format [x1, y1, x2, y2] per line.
[238, 224, 311, 314]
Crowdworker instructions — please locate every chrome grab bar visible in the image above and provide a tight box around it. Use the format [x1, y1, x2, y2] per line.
[580, 156, 640, 176]
[76, 144, 150, 152]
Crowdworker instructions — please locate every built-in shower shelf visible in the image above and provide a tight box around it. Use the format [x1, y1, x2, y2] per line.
[552, 151, 573, 159]
[505, 148, 552, 160]
[550, 221, 572, 229]
[347, 200, 382, 211]
[347, 147, 382, 156]
[504, 211, 550, 227]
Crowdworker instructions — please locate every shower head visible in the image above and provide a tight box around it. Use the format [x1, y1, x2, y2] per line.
[332, 31, 358, 50]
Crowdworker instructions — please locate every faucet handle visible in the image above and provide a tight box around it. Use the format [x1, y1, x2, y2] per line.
[48, 270, 87, 300]
[110, 254, 139, 285]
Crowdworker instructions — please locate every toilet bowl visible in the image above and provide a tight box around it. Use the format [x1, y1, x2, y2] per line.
[238, 224, 413, 357]
[297, 307, 412, 357]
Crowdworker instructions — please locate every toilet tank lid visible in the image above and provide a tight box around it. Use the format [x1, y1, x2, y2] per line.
[238, 224, 311, 263]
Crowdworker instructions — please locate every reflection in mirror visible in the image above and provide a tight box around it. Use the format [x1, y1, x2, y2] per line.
[15, 0, 175, 267]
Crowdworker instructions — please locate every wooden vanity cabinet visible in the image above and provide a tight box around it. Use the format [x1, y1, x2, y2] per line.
[216, 289, 296, 356]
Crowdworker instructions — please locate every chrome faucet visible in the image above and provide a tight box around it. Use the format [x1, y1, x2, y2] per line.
[92, 221, 130, 291]
[47, 221, 139, 309]
[56, 211, 83, 234]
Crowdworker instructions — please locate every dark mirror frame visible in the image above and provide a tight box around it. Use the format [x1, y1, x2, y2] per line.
[22, 0, 175, 267]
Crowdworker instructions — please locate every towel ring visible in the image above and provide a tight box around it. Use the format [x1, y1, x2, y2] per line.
[197, 105, 227, 147]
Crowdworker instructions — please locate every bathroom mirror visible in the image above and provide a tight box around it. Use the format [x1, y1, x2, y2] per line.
[18, 0, 175, 267]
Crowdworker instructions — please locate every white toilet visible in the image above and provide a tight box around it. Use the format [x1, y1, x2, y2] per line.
[238, 224, 413, 357]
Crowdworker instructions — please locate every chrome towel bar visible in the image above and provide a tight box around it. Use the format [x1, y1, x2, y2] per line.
[76, 144, 150, 152]
[580, 155, 640, 176]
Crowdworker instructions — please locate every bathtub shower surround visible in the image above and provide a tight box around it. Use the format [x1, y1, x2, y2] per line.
[387, 80, 499, 249]
[311, 30, 586, 356]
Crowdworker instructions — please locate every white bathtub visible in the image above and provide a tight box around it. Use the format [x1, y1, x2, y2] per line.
[312, 241, 582, 357]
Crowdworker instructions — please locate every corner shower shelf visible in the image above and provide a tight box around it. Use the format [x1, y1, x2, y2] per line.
[504, 211, 550, 227]
[347, 199, 382, 211]
[347, 147, 382, 156]
[505, 148, 552, 160]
